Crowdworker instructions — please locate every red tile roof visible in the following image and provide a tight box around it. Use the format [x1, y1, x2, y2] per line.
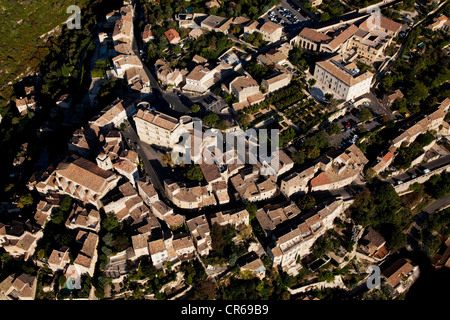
[165, 29, 180, 42]
[310, 172, 332, 187]
[382, 151, 394, 163]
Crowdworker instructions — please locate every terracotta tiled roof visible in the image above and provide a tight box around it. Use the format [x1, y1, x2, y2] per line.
[164, 29, 180, 42]
[172, 235, 195, 251]
[74, 253, 92, 268]
[56, 157, 116, 193]
[382, 259, 415, 288]
[360, 227, 385, 250]
[199, 162, 221, 183]
[382, 151, 394, 163]
[113, 159, 137, 174]
[137, 179, 158, 199]
[316, 58, 373, 86]
[360, 14, 402, 34]
[135, 109, 179, 131]
[310, 172, 332, 187]
[325, 25, 358, 50]
[299, 28, 332, 43]
[132, 234, 148, 250]
[148, 238, 166, 255]
[230, 75, 258, 92]
[259, 21, 282, 33]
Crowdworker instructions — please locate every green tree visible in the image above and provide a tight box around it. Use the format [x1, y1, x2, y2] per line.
[102, 233, 115, 247]
[1, 253, 12, 270]
[306, 146, 320, 159]
[184, 165, 204, 182]
[161, 152, 175, 166]
[292, 150, 306, 165]
[381, 75, 394, 91]
[58, 275, 67, 287]
[308, 78, 317, 87]
[393, 97, 408, 114]
[230, 24, 242, 34]
[203, 113, 219, 127]
[37, 249, 46, 260]
[102, 214, 119, 232]
[210, 224, 231, 255]
[297, 194, 316, 211]
[312, 235, 332, 258]
[190, 104, 201, 113]
[17, 193, 33, 208]
[406, 81, 428, 104]
[51, 210, 65, 225]
[245, 202, 258, 221]
[289, 46, 307, 70]
[60, 196, 73, 212]
[358, 108, 373, 122]
[193, 280, 217, 300]
[173, 46, 181, 55]
[113, 235, 130, 252]
[304, 131, 330, 150]
[101, 246, 113, 256]
[280, 128, 296, 146]
[237, 113, 251, 127]
[320, 12, 331, 21]
[318, 270, 335, 283]
[216, 120, 228, 131]
[326, 122, 341, 135]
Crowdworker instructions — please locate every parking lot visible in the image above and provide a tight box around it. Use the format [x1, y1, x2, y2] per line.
[328, 103, 384, 149]
[188, 93, 229, 114]
[264, 0, 309, 29]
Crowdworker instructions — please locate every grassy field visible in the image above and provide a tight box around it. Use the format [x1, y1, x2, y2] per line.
[0, 0, 90, 102]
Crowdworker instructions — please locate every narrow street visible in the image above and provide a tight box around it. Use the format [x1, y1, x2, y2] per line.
[122, 121, 170, 198]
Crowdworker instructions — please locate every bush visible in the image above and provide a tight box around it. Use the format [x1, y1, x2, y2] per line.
[318, 270, 335, 283]
[51, 210, 65, 225]
[202, 113, 219, 127]
[190, 104, 201, 113]
[326, 122, 341, 135]
[184, 164, 204, 182]
[297, 194, 316, 211]
[102, 214, 119, 232]
[358, 108, 373, 122]
[60, 196, 73, 212]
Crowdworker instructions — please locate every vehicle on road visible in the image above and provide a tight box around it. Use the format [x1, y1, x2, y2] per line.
[135, 143, 140, 150]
